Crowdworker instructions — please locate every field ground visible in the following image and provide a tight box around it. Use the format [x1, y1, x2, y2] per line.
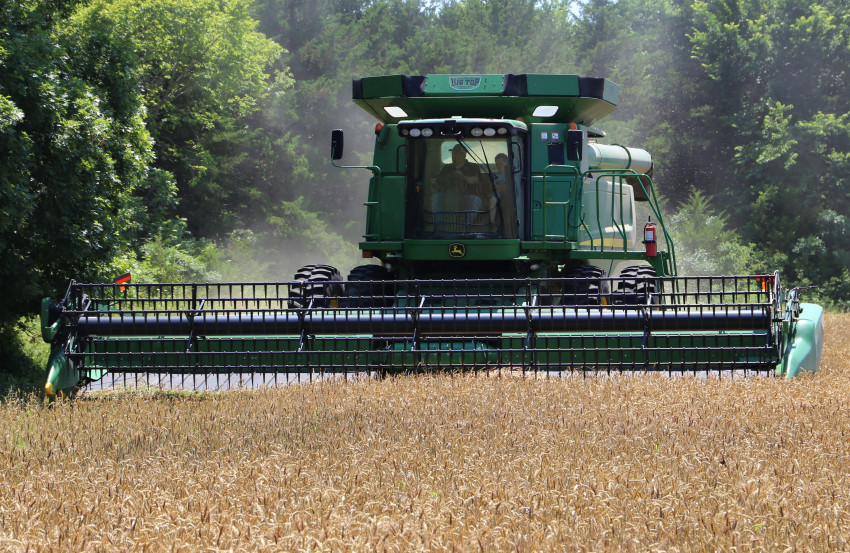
[1, 314, 848, 552]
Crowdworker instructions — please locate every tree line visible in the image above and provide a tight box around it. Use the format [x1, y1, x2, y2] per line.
[1, 0, 848, 350]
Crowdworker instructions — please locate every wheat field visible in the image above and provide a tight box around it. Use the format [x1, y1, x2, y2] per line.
[1, 313, 848, 552]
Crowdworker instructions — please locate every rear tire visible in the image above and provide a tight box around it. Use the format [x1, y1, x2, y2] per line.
[561, 265, 610, 306]
[613, 265, 658, 305]
[343, 265, 393, 308]
[288, 264, 343, 308]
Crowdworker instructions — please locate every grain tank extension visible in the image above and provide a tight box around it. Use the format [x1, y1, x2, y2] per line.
[41, 74, 824, 395]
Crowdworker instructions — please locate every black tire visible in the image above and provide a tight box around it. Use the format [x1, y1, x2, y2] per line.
[342, 265, 393, 308]
[561, 265, 610, 306]
[288, 264, 343, 308]
[613, 265, 658, 305]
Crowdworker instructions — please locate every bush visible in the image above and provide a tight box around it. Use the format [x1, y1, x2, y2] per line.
[0, 318, 49, 393]
[108, 235, 221, 284]
[666, 190, 755, 276]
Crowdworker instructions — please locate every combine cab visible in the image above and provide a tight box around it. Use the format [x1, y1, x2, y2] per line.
[42, 74, 824, 395]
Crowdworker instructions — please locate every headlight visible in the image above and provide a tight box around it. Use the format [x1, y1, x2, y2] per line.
[401, 128, 409, 136]
[483, 128, 496, 137]
[533, 105, 559, 117]
[409, 128, 421, 138]
[470, 128, 483, 137]
[497, 127, 508, 135]
[421, 127, 433, 137]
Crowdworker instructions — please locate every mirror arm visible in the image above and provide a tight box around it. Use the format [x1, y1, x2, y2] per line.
[331, 159, 382, 176]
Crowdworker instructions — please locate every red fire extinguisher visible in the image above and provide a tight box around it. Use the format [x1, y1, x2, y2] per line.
[643, 218, 657, 257]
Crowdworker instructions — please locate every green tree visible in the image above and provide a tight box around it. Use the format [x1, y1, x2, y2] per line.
[71, 0, 287, 238]
[0, 0, 152, 328]
[738, 105, 850, 286]
[688, 0, 850, 295]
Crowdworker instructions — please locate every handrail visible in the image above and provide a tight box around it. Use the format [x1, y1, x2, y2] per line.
[583, 169, 678, 276]
[588, 172, 629, 252]
[331, 160, 383, 241]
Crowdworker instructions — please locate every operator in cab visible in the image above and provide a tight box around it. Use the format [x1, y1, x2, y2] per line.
[432, 144, 486, 211]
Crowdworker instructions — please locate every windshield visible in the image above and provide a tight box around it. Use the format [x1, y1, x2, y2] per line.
[406, 138, 519, 239]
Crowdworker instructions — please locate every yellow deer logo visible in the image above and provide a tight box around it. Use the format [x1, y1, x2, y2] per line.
[449, 243, 466, 258]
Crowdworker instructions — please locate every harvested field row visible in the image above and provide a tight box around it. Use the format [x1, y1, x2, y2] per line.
[1, 313, 849, 552]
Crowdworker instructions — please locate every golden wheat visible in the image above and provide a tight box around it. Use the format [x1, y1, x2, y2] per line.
[1, 313, 848, 552]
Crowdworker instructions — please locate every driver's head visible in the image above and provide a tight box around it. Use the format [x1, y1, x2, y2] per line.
[451, 144, 467, 166]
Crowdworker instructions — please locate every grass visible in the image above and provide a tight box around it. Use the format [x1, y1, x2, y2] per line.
[0, 313, 848, 551]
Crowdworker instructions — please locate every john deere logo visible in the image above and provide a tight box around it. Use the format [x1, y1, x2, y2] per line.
[449, 243, 466, 257]
[449, 76, 482, 91]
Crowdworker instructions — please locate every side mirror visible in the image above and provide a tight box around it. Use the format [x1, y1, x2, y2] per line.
[331, 129, 344, 160]
[566, 129, 584, 162]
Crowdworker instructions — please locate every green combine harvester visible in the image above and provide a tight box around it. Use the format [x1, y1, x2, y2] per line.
[41, 73, 824, 395]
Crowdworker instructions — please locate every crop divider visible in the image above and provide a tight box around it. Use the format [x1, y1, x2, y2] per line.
[640, 303, 652, 371]
[523, 281, 537, 372]
[184, 286, 205, 355]
[409, 284, 426, 372]
[296, 298, 316, 353]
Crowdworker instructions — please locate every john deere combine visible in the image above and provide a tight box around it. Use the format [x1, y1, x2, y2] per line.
[42, 73, 824, 395]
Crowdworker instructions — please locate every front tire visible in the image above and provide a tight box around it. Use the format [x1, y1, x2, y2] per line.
[561, 265, 610, 306]
[613, 265, 658, 305]
[343, 265, 393, 308]
[288, 264, 343, 308]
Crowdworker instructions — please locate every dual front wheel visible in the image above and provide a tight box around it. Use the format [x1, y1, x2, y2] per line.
[561, 265, 658, 306]
[288, 264, 391, 309]
[288, 264, 343, 308]
[288, 263, 658, 308]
